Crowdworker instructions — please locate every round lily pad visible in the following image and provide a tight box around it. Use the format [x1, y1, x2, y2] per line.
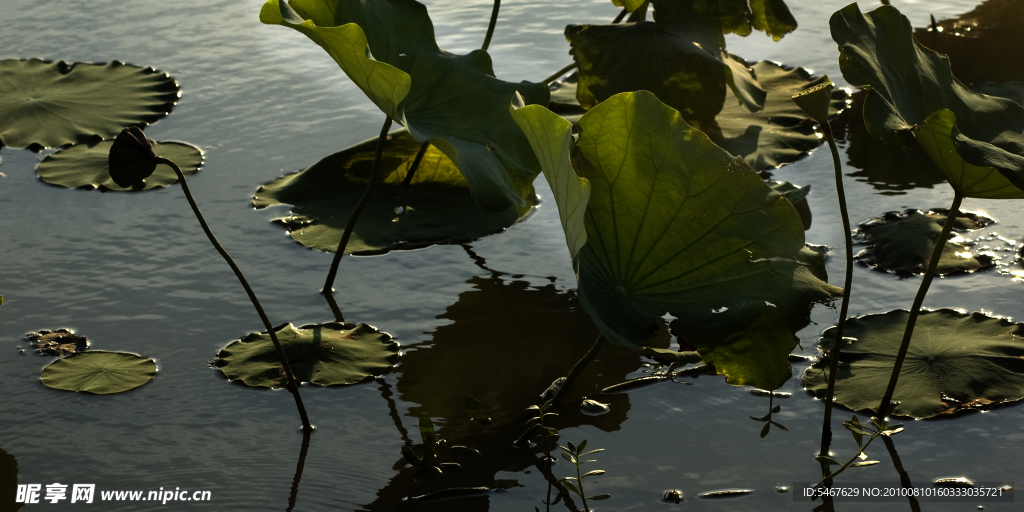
[36, 139, 202, 191]
[40, 351, 157, 394]
[803, 309, 1024, 419]
[214, 322, 401, 388]
[0, 59, 179, 149]
[254, 129, 532, 255]
[854, 209, 996, 276]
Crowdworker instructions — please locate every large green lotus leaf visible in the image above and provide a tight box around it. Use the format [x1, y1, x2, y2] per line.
[831, 3, 1024, 197]
[253, 130, 531, 254]
[855, 209, 996, 276]
[36, 139, 202, 191]
[803, 309, 1024, 419]
[0, 59, 178, 149]
[260, 0, 549, 212]
[40, 351, 157, 394]
[548, 62, 843, 172]
[215, 322, 400, 388]
[912, 0, 1024, 85]
[652, 0, 797, 43]
[565, 21, 765, 129]
[512, 92, 842, 389]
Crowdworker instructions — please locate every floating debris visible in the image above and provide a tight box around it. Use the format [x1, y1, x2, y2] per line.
[449, 445, 481, 457]
[601, 376, 662, 394]
[698, 488, 754, 499]
[403, 487, 490, 503]
[775, 485, 790, 493]
[25, 329, 89, 356]
[934, 477, 974, 488]
[580, 398, 611, 416]
[662, 489, 684, 503]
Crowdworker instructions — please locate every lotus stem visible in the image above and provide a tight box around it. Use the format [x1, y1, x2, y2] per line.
[818, 121, 855, 458]
[876, 191, 965, 418]
[550, 333, 605, 406]
[401, 141, 429, 188]
[322, 116, 393, 294]
[612, 8, 628, 23]
[481, 0, 501, 52]
[156, 156, 313, 432]
[324, 291, 345, 323]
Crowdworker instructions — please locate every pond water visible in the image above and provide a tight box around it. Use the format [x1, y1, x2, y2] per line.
[2, 0, 1023, 511]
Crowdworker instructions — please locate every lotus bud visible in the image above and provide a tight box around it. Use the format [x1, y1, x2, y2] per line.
[791, 79, 835, 126]
[108, 126, 159, 188]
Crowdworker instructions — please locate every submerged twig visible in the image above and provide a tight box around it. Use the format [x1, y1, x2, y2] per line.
[550, 334, 605, 406]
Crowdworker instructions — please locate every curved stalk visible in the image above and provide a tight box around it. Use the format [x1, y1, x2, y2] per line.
[876, 191, 965, 418]
[156, 156, 312, 432]
[550, 334, 605, 406]
[818, 122, 855, 457]
[322, 116, 393, 294]
[481, 0, 501, 52]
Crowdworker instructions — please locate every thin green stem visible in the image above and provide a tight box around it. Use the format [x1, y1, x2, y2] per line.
[818, 433, 882, 484]
[550, 334, 606, 406]
[322, 116, 393, 294]
[544, 63, 578, 85]
[819, 123, 854, 457]
[481, 0, 501, 52]
[401, 141, 429, 188]
[876, 191, 965, 418]
[576, 460, 589, 512]
[157, 156, 312, 432]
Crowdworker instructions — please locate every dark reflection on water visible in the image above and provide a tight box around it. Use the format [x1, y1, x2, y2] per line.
[830, 91, 946, 195]
[1, 446, 24, 511]
[914, 0, 1024, 85]
[361, 269, 670, 510]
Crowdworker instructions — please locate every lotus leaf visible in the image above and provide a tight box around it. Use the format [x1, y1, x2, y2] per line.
[768, 180, 811, 230]
[0, 59, 178, 149]
[831, 4, 1024, 197]
[259, 0, 549, 211]
[913, 0, 1024, 85]
[652, 0, 797, 43]
[512, 91, 842, 389]
[549, 62, 845, 172]
[855, 209, 996, 276]
[215, 322, 400, 388]
[971, 82, 1024, 108]
[803, 309, 1024, 418]
[565, 22, 764, 129]
[254, 130, 531, 254]
[36, 139, 202, 191]
[40, 351, 157, 394]
[610, 0, 646, 12]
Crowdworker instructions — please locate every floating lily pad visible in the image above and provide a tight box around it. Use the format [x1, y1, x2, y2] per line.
[803, 309, 1024, 419]
[36, 139, 202, 191]
[260, 0, 549, 211]
[548, 62, 846, 172]
[854, 209, 996, 276]
[24, 328, 89, 356]
[253, 130, 531, 255]
[831, 4, 1024, 198]
[512, 92, 842, 390]
[214, 322, 400, 388]
[40, 351, 157, 394]
[0, 59, 178, 149]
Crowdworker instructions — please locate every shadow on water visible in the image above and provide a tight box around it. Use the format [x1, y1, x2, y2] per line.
[359, 257, 671, 511]
[1, 446, 23, 511]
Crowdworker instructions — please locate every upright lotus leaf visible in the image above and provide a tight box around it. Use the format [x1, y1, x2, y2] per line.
[260, 0, 549, 211]
[971, 82, 1024, 108]
[36, 139, 203, 191]
[550, 62, 846, 172]
[913, 0, 1024, 85]
[513, 92, 842, 389]
[831, 3, 1024, 197]
[253, 130, 531, 254]
[40, 351, 157, 394]
[566, 12, 766, 130]
[0, 59, 178, 149]
[803, 309, 1024, 419]
[214, 322, 400, 388]
[854, 209, 996, 276]
[610, 0, 646, 12]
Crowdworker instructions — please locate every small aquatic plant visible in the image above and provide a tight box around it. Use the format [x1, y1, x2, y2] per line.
[559, 440, 610, 512]
[108, 126, 313, 432]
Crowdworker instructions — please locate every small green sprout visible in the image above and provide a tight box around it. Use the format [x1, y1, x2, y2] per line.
[401, 412, 461, 480]
[559, 440, 610, 511]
